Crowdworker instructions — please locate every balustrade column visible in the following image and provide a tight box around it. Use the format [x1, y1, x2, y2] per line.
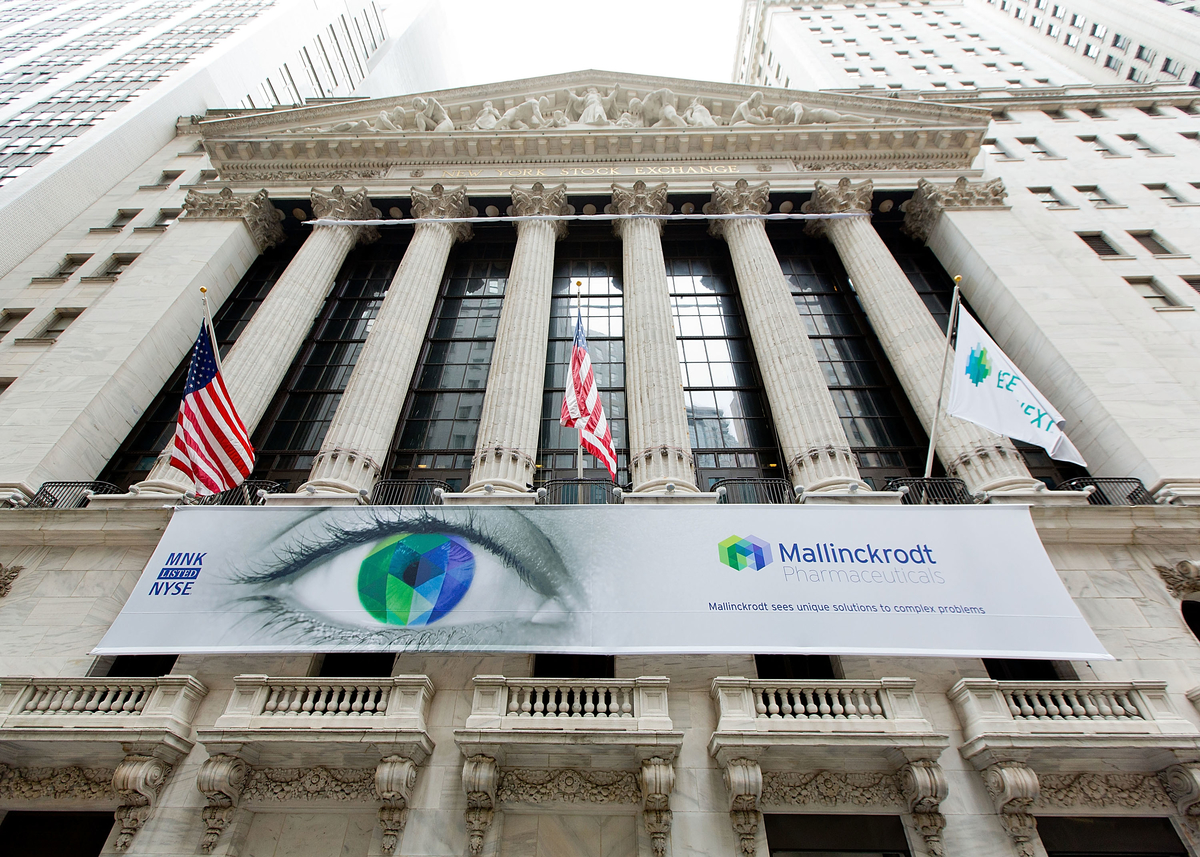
[707, 180, 868, 494]
[301, 184, 473, 496]
[610, 181, 698, 493]
[803, 178, 1039, 494]
[134, 186, 378, 496]
[466, 183, 569, 494]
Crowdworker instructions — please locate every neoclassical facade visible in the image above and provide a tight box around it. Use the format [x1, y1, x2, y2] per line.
[1, 70, 1200, 857]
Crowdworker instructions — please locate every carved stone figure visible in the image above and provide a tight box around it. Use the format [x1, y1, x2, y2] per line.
[567, 85, 620, 126]
[640, 89, 687, 128]
[329, 118, 374, 133]
[549, 109, 569, 128]
[412, 96, 454, 132]
[683, 97, 720, 127]
[772, 101, 869, 125]
[731, 92, 773, 126]
[496, 98, 549, 130]
[374, 106, 406, 131]
[470, 101, 501, 131]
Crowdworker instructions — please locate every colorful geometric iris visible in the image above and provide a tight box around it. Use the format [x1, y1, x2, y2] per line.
[718, 534, 773, 571]
[965, 343, 992, 386]
[357, 534, 475, 626]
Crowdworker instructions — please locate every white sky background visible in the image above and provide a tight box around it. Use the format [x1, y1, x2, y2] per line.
[381, 0, 745, 89]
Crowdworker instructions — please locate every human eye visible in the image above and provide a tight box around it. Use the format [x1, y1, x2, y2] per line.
[233, 508, 582, 649]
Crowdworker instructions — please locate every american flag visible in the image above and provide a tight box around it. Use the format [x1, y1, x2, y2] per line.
[167, 320, 254, 495]
[560, 306, 618, 480]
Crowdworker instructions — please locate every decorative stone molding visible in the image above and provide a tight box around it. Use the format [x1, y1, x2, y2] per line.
[723, 758, 763, 857]
[497, 768, 641, 804]
[802, 176, 873, 227]
[181, 187, 285, 251]
[1155, 560, 1200, 599]
[1036, 772, 1173, 810]
[761, 770, 903, 807]
[983, 761, 1041, 857]
[901, 176, 1008, 242]
[0, 562, 21, 597]
[511, 181, 571, 238]
[462, 754, 498, 857]
[221, 167, 386, 183]
[241, 766, 377, 802]
[112, 755, 171, 851]
[0, 763, 115, 801]
[704, 178, 770, 238]
[411, 183, 474, 242]
[311, 185, 381, 244]
[609, 180, 671, 235]
[899, 761, 948, 857]
[376, 755, 418, 856]
[641, 757, 675, 857]
[1160, 764, 1200, 830]
[196, 754, 248, 854]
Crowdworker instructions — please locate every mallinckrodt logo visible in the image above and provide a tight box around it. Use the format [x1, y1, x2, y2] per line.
[718, 535, 773, 571]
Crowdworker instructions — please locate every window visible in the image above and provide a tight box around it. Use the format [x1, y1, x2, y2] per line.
[54, 253, 91, 277]
[155, 208, 182, 226]
[38, 308, 83, 340]
[755, 654, 838, 680]
[1182, 276, 1200, 295]
[1046, 23, 1060, 38]
[532, 654, 614, 679]
[1029, 187, 1068, 207]
[197, 169, 218, 182]
[1065, 32, 1078, 47]
[1135, 45, 1153, 62]
[1050, 3, 1065, 17]
[102, 253, 140, 276]
[1080, 105, 1105, 118]
[98, 654, 178, 677]
[1090, 22, 1107, 38]
[1043, 107, 1068, 120]
[1083, 42, 1099, 59]
[109, 209, 141, 228]
[315, 652, 395, 677]
[149, 169, 182, 187]
[1077, 232, 1123, 255]
[1112, 33, 1129, 50]
[1039, 816, 1189, 857]
[992, 109, 1013, 121]
[1126, 277, 1176, 307]
[1104, 54, 1121, 72]
[1163, 58, 1183, 78]
[766, 815, 912, 857]
[1078, 134, 1117, 155]
[984, 658, 1070, 680]
[1129, 231, 1176, 255]
[1069, 12, 1085, 27]
[0, 308, 30, 340]
[1145, 184, 1186, 203]
[1017, 137, 1052, 156]
[1076, 185, 1117, 206]
[1119, 133, 1157, 154]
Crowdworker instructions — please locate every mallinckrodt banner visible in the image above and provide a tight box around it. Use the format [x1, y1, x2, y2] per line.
[94, 504, 1109, 659]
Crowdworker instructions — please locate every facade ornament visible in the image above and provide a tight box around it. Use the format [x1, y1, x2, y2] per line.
[1161, 764, 1200, 831]
[112, 755, 171, 851]
[470, 100, 502, 131]
[609, 180, 671, 235]
[723, 758, 763, 857]
[310, 185, 382, 244]
[196, 754, 248, 854]
[510, 182, 571, 239]
[376, 755, 419, 855]
[1154, 560, 1200, 599]
[219, 168, 386, 183]
[410, 183, 475, 243]
[495, 97, 551, 130]
[242, 766, 378, 801]
[0, 763, 115, 800]
[801, 177, 874, 238]
[412, 96, 454, 132]
[683, 97, 720, 127]
[638, 89, 688, 128]
[772, 102, 869, 125]
[1037, 772, 1173, 810]
[462, 755, 498, 856]
[761, 770, 903, 807]
[902, 176, 1008, 242]
[705, 178, 771, 238]
[983, 761, 1041, 857]
[566, 85, 621, 126]
[329, 106, 406, 133]
[497, 768, 642, 804]
[731, 92, 773, 126]
[0, 562, 22, 597]
[182, 187, 285, 251]
[899, 761, 949, 857]
[640, 757, 675, 857]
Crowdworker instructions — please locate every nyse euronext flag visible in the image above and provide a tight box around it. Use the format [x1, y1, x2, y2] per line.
[947, 307, 1086, 466]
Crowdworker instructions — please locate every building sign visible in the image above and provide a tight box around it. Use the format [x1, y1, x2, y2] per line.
[94, 505, 1109, 659]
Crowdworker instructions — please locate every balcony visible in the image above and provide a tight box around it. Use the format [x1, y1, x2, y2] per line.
[949, 679, 1200, 770]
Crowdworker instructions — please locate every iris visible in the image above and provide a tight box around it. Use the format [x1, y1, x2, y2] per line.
[357, 533, 475, 626]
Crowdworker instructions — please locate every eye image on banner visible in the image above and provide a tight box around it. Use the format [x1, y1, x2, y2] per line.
[95, 505, 1109, 660]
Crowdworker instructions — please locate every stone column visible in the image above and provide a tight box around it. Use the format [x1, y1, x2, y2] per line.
[706, 179, 868, 495]
[300, 184, 473, 496]
[132, 186, 378, 497]
[466, 183, 569, 494]
[803, 178, 1039, 495]
[610, 181, 698, 494]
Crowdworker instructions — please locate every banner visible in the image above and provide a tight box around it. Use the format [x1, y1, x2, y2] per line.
[94, 505, 1109, 660]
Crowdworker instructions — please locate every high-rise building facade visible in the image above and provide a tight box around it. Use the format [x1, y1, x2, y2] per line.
[2, 15, 1200, 857]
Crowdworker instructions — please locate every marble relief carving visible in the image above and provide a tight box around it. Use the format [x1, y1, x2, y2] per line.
[983, 761, 1041, 857]
[497, 768, 641, 804]
[241, 766, 378, 802]
[112, 755, 171, 851]
[376, 755, 419, 855]
[197, 754, 248, 853]
[181, 187, 285, 251]
[463, 754, 498, 857]
[0, 762, 116, 800]
[1154, 560, 1200, 599]
[217, 168, 386, 183]
[760, 769, 904, 806]
[1161, 764, 1200, 831]
[0, 562, 21, 597]
[640, 758, 675, 857]
[1036, 772, 1174, 810]
[723, 758, 763, 857]
[899, 761, 949, 857]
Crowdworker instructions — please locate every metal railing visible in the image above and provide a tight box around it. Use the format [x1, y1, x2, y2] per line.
[536, 479, 622, 505]
[1057, 477, 1155, 506]
[195, 480, 287, 506]
[885, 477, 974, 505]
[713, 477, 794, 504]
[26, 481, 123, 509]
[369, 479, 451, 505]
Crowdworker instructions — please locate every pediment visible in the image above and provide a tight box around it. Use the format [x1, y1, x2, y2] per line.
[195, 70, 991, 181]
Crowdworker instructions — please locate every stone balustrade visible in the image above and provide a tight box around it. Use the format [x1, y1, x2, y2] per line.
[464, 675, 673, 732]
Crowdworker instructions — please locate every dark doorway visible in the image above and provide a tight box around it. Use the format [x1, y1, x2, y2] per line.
[1038, 816, 1188, 857]
[766, 813, 911, 856]
[532, 654, 615, 679]
[316, 652, 396, 677]
[0, 811, 115, 856]
[755, 655, 839, 681]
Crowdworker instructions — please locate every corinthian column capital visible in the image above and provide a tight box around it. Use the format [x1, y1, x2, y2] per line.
[511, 181, 570, 239]
[411, 183, 474, 242]
[610, 180, 670, 235]
[705, 179, 771, 238]
[902, 176, 1008, 241]
[182, 187, 285, 251]
[312, 185, 381, 244]
[802, 178, 873, 237]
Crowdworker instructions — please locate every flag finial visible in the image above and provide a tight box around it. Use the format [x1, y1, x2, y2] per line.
[199, 286, 207, 293]
[953, 275, 962, 284]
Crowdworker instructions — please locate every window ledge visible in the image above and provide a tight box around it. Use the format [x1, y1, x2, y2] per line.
[132, 225, 168, 234]
[1153, 305, 1195, 312]
[1047, 205, 1080, 210]
[137, 184, 174, 191]
[1099, 255, 1137, 261]
[12, 337, 57, 345]
[1152, 253, 1192, 260]
[1144, 152, 1174, 157]
[993, 156, 1023, 161]
[1102, 153, 1133, 158]
[29, 276, 67, 286]
[1093, 203, 1128, 209]
[87, 227, 123, 234]
[79, 275, 118, 284]
[1167, 203, 1200, 208]
[1049, 118, 1079, 122]
[176, 151, 205, 157]
[1038, 155, 1068, 160]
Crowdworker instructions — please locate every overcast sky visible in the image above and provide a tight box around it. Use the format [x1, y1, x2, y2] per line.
[382, 0, 745, 89]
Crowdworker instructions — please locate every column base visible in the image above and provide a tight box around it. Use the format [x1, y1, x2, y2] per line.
[622, 491, 721, 505]
[87, 493, 185, 510]
[799, 490, 905, 505]
[264, 491, 365, 507]
[982, 487, 1093, 506]
[462, 478, 530, 496]
[972, 476, 1046, 494]
[629, 476, 701, 495]
[441, 492, 537, 506]
[1151, 479, 1200, 506]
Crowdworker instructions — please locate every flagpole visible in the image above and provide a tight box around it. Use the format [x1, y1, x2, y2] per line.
[575, 280, 585, 481]
[198, 286, 224, 373]
[923, 275, 962, 482]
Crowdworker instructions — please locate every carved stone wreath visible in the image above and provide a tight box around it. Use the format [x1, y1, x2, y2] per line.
[761, 770, 903, 807]
[1035, 773, 1174, 810]
[241, 766, 378, 802]
[497, 769, 642, 805]
[0, 562, 22, 598]
[0, 763, 116, 801]
[1154, 561, 1200, 600]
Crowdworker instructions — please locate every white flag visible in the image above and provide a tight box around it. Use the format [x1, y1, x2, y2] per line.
[948, 306, 1086, 466]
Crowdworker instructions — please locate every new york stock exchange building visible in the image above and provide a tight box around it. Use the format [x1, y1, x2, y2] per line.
[3, 70, 1200, 857]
